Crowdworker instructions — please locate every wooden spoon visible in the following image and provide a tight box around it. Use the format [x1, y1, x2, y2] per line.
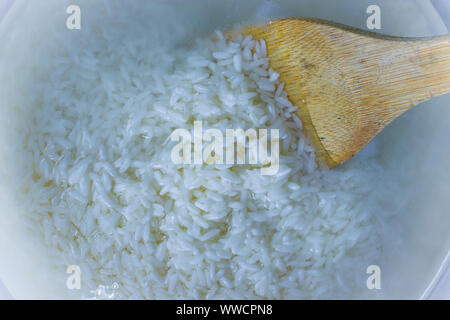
[232, 18, 450, 167]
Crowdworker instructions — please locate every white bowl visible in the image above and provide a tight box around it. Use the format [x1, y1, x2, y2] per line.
[0, 0, 449, 299]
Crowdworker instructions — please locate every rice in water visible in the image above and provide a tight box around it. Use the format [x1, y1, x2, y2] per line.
[2, 1, 392, 299]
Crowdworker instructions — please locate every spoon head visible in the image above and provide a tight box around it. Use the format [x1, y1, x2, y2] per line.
[231, 18, 405, 167]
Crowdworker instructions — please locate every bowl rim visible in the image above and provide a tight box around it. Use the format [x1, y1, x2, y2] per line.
[0, 0, 449, 300]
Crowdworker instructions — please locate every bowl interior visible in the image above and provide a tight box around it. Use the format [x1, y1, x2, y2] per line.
[0, 0, 449, 299]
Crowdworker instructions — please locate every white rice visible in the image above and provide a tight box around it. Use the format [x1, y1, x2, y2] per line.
[3, 1, 388, 299]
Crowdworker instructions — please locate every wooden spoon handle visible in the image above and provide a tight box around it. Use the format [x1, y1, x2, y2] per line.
[233, 18, 450, 166]
[313, 28, 450, 164]
[352, 35, 450, 117]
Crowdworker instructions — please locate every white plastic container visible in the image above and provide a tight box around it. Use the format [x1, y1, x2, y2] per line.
[0, 0, 449, 299]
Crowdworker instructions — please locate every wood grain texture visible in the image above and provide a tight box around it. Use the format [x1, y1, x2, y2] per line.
[234, 18, 450, 167]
